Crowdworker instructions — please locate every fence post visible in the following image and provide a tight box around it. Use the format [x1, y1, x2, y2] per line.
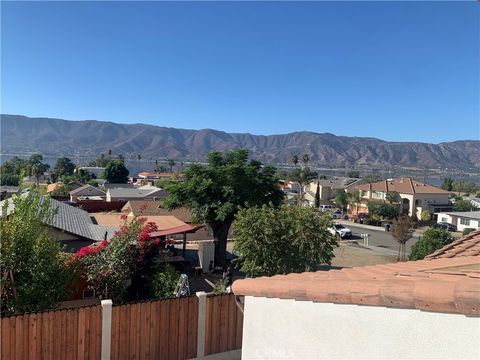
[101, 300, 113, 360]
[196, 291, 207, 358]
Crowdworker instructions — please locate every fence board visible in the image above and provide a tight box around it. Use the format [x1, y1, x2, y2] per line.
[140, 301, 151, 360]
[149, 301, 159, 360]
[2, 317, 11, 360]
[111, 306, 120, 360]
[227, 295, 236, 351]
[219, 295, 229, 352]
[159, 300, 169, 357]
[186, 296, 198, 359]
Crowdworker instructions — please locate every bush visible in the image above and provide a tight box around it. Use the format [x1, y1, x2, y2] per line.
[463, 228, 476, 236]
[233, 204, 337, 277]
[150, 263, 180, 299]
[367, 202, 399, 219]
[409, 228, 454, 261]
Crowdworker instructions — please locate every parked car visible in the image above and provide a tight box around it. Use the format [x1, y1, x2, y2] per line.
[431, 222, 457, 232]
[328, 223, 352, 239]
[331, 210, 342, 219]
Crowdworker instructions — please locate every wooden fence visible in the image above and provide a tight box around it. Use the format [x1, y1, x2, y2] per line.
[0, 293, 243, 360]
[110, 297, 198, 360]
[204, 294, 243, 356]
[0, 305, 101, 360]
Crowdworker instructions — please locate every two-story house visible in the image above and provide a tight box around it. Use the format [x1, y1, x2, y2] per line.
[355, 177, 452, 218]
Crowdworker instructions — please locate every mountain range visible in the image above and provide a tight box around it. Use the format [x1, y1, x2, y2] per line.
[1, 114, 479, 170]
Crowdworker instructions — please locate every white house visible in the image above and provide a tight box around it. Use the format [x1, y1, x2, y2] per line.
[436, 211, 480, 231]
[233, 230, 480, 359]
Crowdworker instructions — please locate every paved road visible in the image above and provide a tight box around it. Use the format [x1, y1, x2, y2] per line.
[345, 224, 420, 255]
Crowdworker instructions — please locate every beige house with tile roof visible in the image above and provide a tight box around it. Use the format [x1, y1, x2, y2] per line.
[233, 231, 480, 359]
[355, 177, 452, 218]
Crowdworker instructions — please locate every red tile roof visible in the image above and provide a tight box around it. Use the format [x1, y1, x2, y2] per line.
[426, 229, 480, 260]
[232, 256, 480, 316]
[355, 177, 451, 195]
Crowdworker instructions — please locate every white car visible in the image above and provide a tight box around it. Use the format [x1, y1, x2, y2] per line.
[328, 223, 352, 239]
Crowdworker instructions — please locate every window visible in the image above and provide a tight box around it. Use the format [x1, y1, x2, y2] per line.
[415, 199, 421, 206]
[460, 218, 470, 226]
[373, 191, 384, 199]
[441, 217, 448, 222]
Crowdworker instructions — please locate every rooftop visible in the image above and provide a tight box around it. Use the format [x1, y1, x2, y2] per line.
[93, 213, 186, 230]
[355, 177, 451, 195]
[426, 229, 480, 260]
[107, 187, 167, 199]
[233, 255, 480, 316]
[122, 200, 193, 222]
[436, 211, 480, 220]
[70, 184, 106, 196]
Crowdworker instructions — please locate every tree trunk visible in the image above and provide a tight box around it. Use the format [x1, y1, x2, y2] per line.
[210, 221, 232, 270]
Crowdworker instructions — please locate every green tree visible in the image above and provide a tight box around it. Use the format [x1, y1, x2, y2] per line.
[74, 168, 93, 183]
[314, 182, 320, 209]
[453, 198, 478, 212]
[101, 160, 129, 183]
[0, 157, 27, 186]
[386, 191, 401, 204]
[291, 155, 299, 167]
[164, 149, 284, 268]
[25, 154, 50, 185]
[233, 205, 337, 277]
[368, 201, 399, 219]
[442, 177, 454, 191]
[0, 190, 70, 315]
[392, 215, 414, 261]
[53, 156, 76, 178]
[420, 210, 431, 222]
[334, 189, 349, 216]
[409, 228, 454, 261]
[154, 164, 168, 173]
[301, 153, 310, 168]
[347, 190, 361, 218]
[347, 170, 360, 178]
[149, 264, 180, 299]
[167, 159, 176, 173]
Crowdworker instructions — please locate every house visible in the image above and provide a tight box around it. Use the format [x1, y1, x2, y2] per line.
[0, 195, 117, 251]
[47, 180, 84, 194]
[355, 177, 452, 218]
[465, 196, 480, 209]
[436, 211, 480, 231]
[0, 186, 18, 200]
[304, 177, 362, 205]
[233, 230, 480, 359]
[70, 184, 106, 202]
[106, 187, 167, 202]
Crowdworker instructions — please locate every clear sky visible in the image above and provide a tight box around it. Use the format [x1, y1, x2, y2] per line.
[1, 1, 479, 143]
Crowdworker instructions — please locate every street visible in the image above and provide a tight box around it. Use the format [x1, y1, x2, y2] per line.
[344, 224, 420, 255]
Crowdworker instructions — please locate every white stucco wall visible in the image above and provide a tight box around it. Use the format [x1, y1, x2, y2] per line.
[242, 296, 480, 360]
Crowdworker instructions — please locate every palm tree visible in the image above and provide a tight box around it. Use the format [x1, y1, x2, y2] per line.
[301, 154, 309, 169]
[168, 159, 176, 173]
[347, 190, 362, 219]
[291, 155, 299, 167]
[334, 190, 349, 217]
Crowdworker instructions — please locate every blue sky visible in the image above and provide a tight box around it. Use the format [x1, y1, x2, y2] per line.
[1, 1, 478, 143]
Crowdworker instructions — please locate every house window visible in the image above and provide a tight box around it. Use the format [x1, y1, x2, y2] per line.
[373, 191, 384, 199]
[460, 218, 470, 226]
[441, 217, 448, 222]
[415, 199, 420, 206]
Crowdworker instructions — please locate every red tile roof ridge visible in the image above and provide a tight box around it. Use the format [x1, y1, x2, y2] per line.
[425, 229, 480, 260]
[233, 256, 480, 316]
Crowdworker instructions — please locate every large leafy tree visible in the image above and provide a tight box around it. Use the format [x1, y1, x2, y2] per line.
[54, 156, 76, 178]
[0, 157, 27, 186]
[368, 201, 399, 219]
[233, 204, 337, 277]
[0, 189, 70, 315]
[409, 228, 454, 261]
[25, 154, 50, 185]
[101, 159, 129, 183]
[164, 149, 284, 268]
[441, 177, 454, 191]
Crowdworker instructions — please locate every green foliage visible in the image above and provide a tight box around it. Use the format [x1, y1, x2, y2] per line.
[291, 154, 299, 167]
[367, 201, 399, 219]
[213, 279, 227, 295]
[301, 154, 309, 168]
[442, 177, 454, 191]
[0, 157, 27, 186]
[453, 198, 478, 212]
[25, 154, 50, 184]
[420, 210, 431, 222]
[233, 204, 337, 277]
[89, 153, 111, 167]
[347, 170, 360, 178]
[154, 164, 169, 173]
[75, 169, 93, 183]
[101, 159, 129, 183]
[347, 190, 361, 216]
[363, 173, 384, 184]
[451, 180, 479, 194]
[51, 183, 71, 197]
[334, 189, 348, 212]
[0, 190, 70, 315]
[164, 149, 284, 267]
[54, 157, 75, 177]
[463, 228, 476, 236]
[288, 167, 318, 184]
[155, 178, 178, 189]
[409, 228, 454, 260]
[386, 191, 401, 204]
[149, 263, 180, 299]
[314, 182, 320, 209]
[167, 159, 176, 173]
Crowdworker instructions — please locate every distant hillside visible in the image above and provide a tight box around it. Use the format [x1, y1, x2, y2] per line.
[1, 114, 479, 170]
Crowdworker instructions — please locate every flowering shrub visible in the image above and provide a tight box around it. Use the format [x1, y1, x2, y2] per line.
[69, 216, 159, 302]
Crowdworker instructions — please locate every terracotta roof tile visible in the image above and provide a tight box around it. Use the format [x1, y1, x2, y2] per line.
[232, 256, 480, 316]
[426, 229, 480, 260]
[355, 177, 451, 195]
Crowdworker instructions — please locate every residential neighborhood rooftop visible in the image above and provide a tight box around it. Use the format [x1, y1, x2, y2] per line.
[436, 211, 480, 220]
[123, 200, 193, 222]
[93, 213, 187, 230]
[70, 184, 106, 196]
[107, 187, 166, 198]
[355, 177, 452, 195]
